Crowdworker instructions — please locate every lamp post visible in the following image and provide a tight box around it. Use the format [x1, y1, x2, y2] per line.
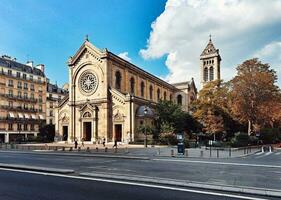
[144, 106, 148, 148]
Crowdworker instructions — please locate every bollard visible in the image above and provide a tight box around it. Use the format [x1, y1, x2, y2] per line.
[62, 147, 65, 151]
[261, 146, 264, 153]
[96, 147, 99, 152]
[244, 148, 246, 154]
[269, 146, 272, 152]
[171, 149, 174, 157]
[105, 147, 108, 152]
[229, 148, 231, 157]
[209, 146, 212, 157]
[55, 146, 58, 151]
[69, 147, 73, 151]
[158, 148, 161, 155]
[185, 149, 188, 157]
[78, 147, 81, 151]
[86, 147, 90, 152]
[217, 149, 219, 158]
[200, 150, 203, 157]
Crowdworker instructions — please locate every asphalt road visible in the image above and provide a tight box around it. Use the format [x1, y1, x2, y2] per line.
[0, 170, 273, 200]
[0, 151, 280, 191]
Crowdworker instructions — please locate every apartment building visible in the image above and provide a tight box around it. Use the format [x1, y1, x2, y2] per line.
[46, 81, 68, 125]
[0, 55, 46, 143]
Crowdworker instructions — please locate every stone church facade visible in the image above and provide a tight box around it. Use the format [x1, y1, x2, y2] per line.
[55, 39, 197, 143]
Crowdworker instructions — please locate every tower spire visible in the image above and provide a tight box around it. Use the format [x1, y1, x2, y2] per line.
[85, 34, 89, 42]
[209, 34, 212, 41]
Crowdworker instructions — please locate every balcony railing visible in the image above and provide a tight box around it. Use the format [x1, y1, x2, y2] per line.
[0, 117, 43, 123]
[0, 105, 38, 113]
[0, 71, 45, 84]
[0, 94, 38, 103]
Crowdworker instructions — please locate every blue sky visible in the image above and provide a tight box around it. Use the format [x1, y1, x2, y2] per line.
[1, 0, 281, 87]
[0, 0, 168, 86]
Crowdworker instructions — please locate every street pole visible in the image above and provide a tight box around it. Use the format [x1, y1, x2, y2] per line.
[144, 106, 148, 148]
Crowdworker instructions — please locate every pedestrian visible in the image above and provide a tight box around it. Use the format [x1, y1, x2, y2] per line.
[81, 138, 84, 147]
[113, 139, 117, 148]
[74, 138, 78, 149]
[102, 138, 106, 147]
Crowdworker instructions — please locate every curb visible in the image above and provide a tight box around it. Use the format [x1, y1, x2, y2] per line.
[79, 172, 281, 198]
[0, 150, 151, 160]
[0, 163, 74, 174]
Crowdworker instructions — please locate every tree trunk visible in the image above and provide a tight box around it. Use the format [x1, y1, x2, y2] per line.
[248, 120, 252, 135]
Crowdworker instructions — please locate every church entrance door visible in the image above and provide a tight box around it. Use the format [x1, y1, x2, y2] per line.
[83, 122, 92, 141]
[115, 124, 122, 142]
[63, 126, 68, 141]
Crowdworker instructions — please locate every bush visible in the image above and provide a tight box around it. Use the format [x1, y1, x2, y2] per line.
[260, 128, 281, 144]
[159, 133, 177, 145]
[230, 132, 249, 147]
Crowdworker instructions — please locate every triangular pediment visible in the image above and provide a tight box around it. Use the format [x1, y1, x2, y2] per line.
[68, 40, 107, 66]
[79, 102, 96, 112]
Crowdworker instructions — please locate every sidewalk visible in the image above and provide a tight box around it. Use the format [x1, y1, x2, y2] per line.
[0, 143, 262, 159]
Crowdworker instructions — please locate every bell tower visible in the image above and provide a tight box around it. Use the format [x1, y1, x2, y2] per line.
[200, 35, 221, 86]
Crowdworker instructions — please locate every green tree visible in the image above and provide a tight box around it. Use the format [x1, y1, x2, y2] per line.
[154, 100, 199, 138]
[38, 124, 55, 142]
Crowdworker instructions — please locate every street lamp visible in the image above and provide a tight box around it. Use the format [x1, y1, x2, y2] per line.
[143, 106, 148, 148]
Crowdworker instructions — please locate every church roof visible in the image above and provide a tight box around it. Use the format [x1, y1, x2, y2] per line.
[0, 56, 45, 77]
[200, 37, 221, 61]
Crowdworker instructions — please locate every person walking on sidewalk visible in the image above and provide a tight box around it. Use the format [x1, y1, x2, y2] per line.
[113, 139, 117, 149]
[81, 138, 85, 147]
[74, 138, 78, 149]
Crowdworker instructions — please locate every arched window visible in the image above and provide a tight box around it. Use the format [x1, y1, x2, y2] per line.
[115, 71, 121, 90]
[163, 91, 167, 101]
[177, 94, 182, 105]
[130, 77, 135, 94]
[204, 67, 208, 82]
[140, 81, 145, 97]
[209, 67, 214, 81]
[157, 88, 160, 101]
[83, 112, 92, 118]
[149, 85, 153, 100]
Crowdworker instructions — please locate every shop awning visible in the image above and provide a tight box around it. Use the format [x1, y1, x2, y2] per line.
[18, 113, 24, 118]
[24, 114, 30, 119]
[31, 114, 36, 119]
[39, 115, 44, 120]
[8, 112, 15, 118]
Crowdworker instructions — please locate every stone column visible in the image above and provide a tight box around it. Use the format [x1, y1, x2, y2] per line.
[5, 133, 9, 143]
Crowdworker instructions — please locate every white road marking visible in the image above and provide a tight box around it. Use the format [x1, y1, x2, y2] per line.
[255, 152, 273, 159]
[154, 158, 281, 169]
[275, 152, 281, 155]
[255, 152, 264, 155]
[0, 167, 269, 200]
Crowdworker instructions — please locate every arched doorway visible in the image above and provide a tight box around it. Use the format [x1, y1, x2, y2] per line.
[82, 111, 92, 141]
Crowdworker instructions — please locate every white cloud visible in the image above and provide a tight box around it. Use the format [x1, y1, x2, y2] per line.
[140, 0, 281, 87]
[254, 41, 281, 85]
[118, 52, 132, 62]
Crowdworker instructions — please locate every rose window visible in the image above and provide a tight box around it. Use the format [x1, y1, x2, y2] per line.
[79, 72, 98, 94]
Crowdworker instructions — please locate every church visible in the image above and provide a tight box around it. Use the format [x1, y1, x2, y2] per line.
[55, 37, 220, 144]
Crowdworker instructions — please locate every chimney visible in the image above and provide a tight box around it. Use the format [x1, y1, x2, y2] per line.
[2, 55, 12, 60]
[36, 64, 45, 73]
[26, 61, 34, 67]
